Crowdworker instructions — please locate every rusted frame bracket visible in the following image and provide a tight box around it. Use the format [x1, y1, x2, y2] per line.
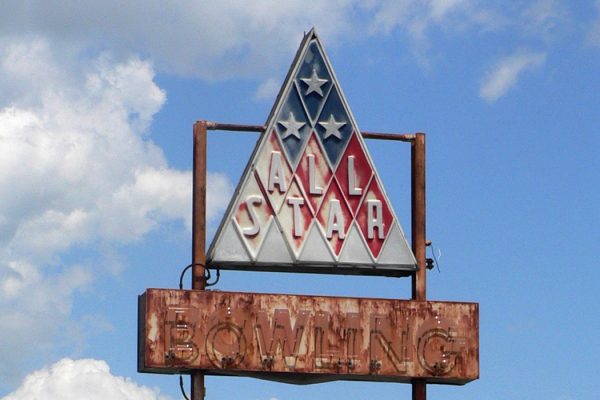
[192, 120, 427, 400]
[203, 120, 417, 142]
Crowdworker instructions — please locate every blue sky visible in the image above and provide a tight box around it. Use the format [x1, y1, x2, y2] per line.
[1, 1, 600, 399]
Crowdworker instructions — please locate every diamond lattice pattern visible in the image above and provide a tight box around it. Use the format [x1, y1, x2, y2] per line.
[208, 31, 415, 270]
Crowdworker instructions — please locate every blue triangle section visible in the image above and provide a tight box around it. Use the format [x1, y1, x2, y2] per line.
[294, 41, 333, 124]
[273, 84, 311, 168]
[314, 85, 353, 169]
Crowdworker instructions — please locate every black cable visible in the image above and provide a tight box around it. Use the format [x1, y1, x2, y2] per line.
[179, 263, 220, 289]
[206, 267, 220, 287]
[178, 264, 193, 290]
[179, 375, 190, 400]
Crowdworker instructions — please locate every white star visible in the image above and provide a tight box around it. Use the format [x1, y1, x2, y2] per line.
[301, 68, 328, 97]
[278, 112, 305, 140]
[319, 114, 346, 140]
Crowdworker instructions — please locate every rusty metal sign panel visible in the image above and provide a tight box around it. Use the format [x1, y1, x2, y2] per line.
[139, 289, 479, 384]
[207, 29, 416, 276]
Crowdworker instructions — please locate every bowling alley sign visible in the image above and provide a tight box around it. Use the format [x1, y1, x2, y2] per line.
[208, 30, 416, 276]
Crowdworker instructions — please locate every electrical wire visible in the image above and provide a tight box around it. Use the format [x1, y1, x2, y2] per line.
[179, 375, 190, 400]
[179, 263, 220, 289]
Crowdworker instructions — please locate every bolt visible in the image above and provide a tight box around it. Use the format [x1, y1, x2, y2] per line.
[369, 359, 381, 373]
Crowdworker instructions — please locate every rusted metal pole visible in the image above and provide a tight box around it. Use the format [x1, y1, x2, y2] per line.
[411, 132, 426, 301]
[203, 121, 416, 142]
[411, 132, 427, 400]
[192, 121, 207, 400]
[361, 131, 415, 142]
[192, 121, 207, 291]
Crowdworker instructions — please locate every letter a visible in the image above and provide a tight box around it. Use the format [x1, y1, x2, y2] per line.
[326, 200, 345, 239]
[268, 151, 287, 193]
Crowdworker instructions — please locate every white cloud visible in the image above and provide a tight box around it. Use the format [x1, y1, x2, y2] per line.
[0, 262, 92, 385]
[0, 1, 360, 80]
[0, 38, 232, 387]
[0, 1, 507, 80]
[361, 0, 502, 67]
[254, 77, 282, 102]
[479, 50, 546, 102]
[521, 0, 569, 41]
[2, 358, 171, 400]
[588, 0, 600, 47]
[365, 0, 500, 35]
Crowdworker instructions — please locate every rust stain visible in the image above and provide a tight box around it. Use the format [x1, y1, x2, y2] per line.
[139, 289, 478, 385]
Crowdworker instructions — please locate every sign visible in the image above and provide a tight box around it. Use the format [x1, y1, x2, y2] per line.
[139, 289, 479, 384]
[207, 29, 416, 276]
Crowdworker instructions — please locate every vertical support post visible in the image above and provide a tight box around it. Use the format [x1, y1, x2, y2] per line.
[411, 132, 426, 300]
[192, 121, 207, 400]
[411, 132, 426, 400]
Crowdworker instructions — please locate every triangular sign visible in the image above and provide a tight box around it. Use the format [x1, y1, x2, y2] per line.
[207, 29, 416, 277]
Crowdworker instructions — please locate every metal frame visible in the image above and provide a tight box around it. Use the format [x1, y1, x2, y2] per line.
[191, 121, 427, 400]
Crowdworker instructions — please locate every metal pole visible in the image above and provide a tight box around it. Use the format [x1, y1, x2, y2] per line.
[191, 121, 207, 400]
[411, 132, 426, 301]
[203, 121, 416, 142]
[411, 132, 426, 400]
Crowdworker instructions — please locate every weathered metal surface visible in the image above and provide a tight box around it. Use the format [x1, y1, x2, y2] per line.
[139, 289, 479, 385]
[192, 121, 207, 398]
[411, 132, 427, 398]
[411, 133, 426, 302]
[207, 29, 417, 276]
[204, 120, 417, 142]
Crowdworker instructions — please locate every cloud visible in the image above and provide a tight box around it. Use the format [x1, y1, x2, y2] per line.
[367, 0, 472, 35]
[521, 0, 569, 41]
[2, 358, 171, 400]
[254, 77, 282, 102]
[588, 0, 600, 47]
[0, 1, 361, 80]
[0, 264, 92, 385]
[0, 1, 506, 80]
[0, 38, 232, 387]
[361, 0, 503, 67]
[479, 50, 546, 102]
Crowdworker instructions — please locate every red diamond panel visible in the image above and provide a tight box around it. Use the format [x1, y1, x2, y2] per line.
[317, 179, 352, 257]
[335, 133, 373, 216]
[277, 177, 312, 257]
[234, 172, 274, 257]
[295, 132, 333, 215]
[254, 129, 294, 213]
[356, 178, 393, 259]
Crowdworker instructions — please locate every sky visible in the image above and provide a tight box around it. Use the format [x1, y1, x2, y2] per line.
[1, 1, 599, 399]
